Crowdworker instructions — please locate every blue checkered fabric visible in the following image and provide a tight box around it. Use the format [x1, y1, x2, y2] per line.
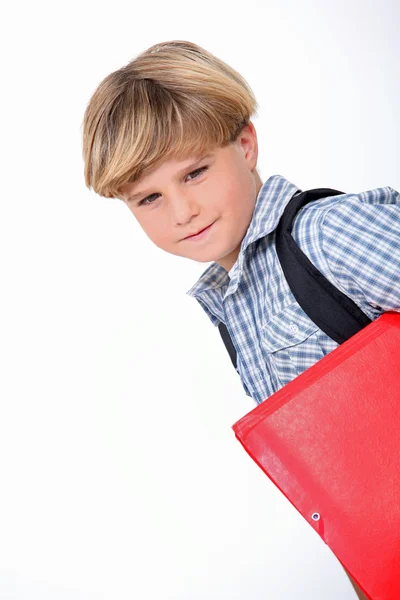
[186, 175, 400, 405]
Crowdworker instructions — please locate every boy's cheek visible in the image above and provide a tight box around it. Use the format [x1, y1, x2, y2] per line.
[134, 218, 165, 246]
[145, 229, 175, 253]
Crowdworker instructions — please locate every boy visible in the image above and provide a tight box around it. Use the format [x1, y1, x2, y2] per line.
[82, 40, 399, 600]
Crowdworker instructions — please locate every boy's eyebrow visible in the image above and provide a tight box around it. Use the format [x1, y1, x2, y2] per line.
[126, 153, 214, 203]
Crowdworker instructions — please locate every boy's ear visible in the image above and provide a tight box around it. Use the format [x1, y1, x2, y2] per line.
[238, 121, 259, 170]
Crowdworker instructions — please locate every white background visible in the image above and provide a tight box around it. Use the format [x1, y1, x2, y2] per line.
[1, 1, 399, 598]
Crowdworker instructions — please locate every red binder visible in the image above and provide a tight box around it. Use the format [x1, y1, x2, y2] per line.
[232, 311, 400, 600]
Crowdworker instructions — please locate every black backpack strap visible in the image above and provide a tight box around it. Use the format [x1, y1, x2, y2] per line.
[218, 322, 238, 370]
[218, 187, 373, 370]
[275, 188, 372, 344]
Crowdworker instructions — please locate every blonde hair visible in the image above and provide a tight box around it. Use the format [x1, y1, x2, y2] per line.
[82, 40, 258, 199]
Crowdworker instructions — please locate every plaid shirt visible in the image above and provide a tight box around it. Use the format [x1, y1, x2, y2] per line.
[186, 175, 400, 405]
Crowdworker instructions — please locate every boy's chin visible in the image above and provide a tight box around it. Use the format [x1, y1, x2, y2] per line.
[180, 251, 221, 264]
[187, 254, 218, 264]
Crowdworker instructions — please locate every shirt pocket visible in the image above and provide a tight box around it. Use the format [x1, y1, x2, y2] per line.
[261, 301, 327, 387]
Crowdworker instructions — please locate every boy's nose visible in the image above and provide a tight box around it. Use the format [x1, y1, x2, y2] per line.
[169, 194, 201, 226]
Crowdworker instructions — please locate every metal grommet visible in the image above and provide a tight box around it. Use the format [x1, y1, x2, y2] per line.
[311, 512, 320, 521]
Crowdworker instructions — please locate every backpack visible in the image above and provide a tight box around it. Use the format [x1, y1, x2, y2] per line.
[218, 188, 372, 372]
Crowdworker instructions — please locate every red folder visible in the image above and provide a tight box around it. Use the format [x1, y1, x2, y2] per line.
[232, 312, 400, 600]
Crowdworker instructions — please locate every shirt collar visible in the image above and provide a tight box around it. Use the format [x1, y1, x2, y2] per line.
[186, 174, 301, 298]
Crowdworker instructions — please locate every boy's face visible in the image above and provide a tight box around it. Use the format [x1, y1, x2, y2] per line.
[119, 122, 263, 272]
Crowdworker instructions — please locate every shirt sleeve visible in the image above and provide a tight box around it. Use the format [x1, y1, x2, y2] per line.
[319, 186, 400, 314]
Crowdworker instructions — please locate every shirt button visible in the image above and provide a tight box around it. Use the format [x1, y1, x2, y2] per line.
[290, 322, 299, 335]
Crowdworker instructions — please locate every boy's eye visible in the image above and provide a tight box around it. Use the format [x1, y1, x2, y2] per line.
[138, 166, 208, 206]
[185, 166, 208, 181]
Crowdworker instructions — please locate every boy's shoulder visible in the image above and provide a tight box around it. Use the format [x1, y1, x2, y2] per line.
[292, 184, 399, 250]
[291, 184, 399, 259]
[295, 184, 399, 221]
[291, 183, 400, 318]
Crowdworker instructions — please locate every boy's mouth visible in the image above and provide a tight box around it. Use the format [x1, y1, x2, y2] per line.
[182, 221, 215, 240]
